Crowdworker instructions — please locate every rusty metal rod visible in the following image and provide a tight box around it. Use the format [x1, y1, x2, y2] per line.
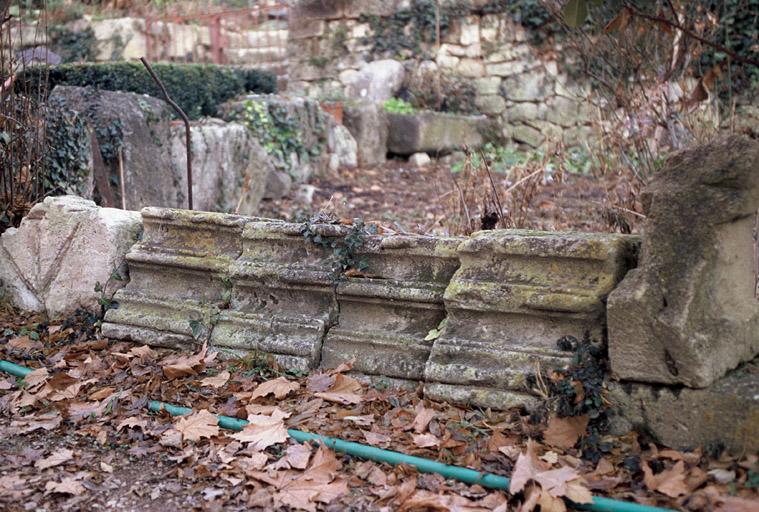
[140, 57, 193, 210]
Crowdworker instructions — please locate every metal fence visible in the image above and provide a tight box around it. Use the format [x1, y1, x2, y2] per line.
[144, 2, 289, 73]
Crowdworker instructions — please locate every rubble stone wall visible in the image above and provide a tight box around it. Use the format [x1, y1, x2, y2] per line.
[287, 0, 594, 148]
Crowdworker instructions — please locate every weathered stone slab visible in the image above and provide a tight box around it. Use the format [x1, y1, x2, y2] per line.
[170, 119, 273, 216]
[343, 101, 388, 167]
[425, 230, 639, 409]
[102, 208, 254, 348]
[321, 235, 461, 381]
[387, 112, 490, 156]
[210, 221, 344, 370]
[49, 86, 183, 210]
[607, 134, 759, 387]
[608, 359, 759, 453]
[0, 196, 141, 318]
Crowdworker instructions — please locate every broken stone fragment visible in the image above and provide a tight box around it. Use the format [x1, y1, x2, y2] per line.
[0, 196, 142, 318]
[607, 134, 759, 388]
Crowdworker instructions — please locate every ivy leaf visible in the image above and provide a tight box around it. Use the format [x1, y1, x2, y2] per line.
[563, 0, 588, 29]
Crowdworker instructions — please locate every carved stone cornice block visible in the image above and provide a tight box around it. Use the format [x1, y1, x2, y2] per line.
[102, 208, 257, 348]
[210, 220, 346, 369]
[322, 235, 461, 381]
[425, 229, 639, 409]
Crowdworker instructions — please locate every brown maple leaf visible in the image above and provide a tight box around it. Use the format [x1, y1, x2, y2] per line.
[200, 370, 230, 389]
[642, 460, 689, 498]
[543, 415, 589, 449]
[44, 477, 85, 496]
[410, 401, 435, 433]
[231, 408, 289, 450]
[35, 449, 74, 470]
[314, 374, 362, 404]
[174, 409, 220, 442]
[251, 376, 300, 400]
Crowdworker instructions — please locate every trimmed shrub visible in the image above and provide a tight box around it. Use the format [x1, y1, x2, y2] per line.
[16, 62, 277, 120]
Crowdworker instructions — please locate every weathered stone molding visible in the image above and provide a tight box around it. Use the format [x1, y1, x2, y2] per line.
[211, 220, 342, 370]
[322, 235, 461, 382]
[102, 208, 257, 348]
[425, 230, 638, 410]
[103, 208, 638, 410]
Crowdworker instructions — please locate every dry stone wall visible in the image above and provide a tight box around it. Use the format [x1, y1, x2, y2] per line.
[287, 0, 594, 149]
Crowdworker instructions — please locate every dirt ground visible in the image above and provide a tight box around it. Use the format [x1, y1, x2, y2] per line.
[257, 160, 635, 236]
[1, 308, 757, 511]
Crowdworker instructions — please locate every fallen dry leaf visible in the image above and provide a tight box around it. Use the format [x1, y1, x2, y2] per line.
[161, 342, 209, 379]
[410, 401, 435, 433]
[200, 370, 230, 389]
[363, 430, 391, 447]
[44, 477, 85, 496]
[268, 443, 312, 470]
[314, 374, 362, 404]
[251, 376, 300, 400]
[343, 414, 374, 426]
[232, 408, 289, 450]
[35, 449, 74, 470]
[23, 367, 49, 388]
[117, 417, 148, 431]
[174, 409, 220, 442]
[543, 415, 589, 449]
[643, 460, 689, 498]
[412, 433, 440, 448]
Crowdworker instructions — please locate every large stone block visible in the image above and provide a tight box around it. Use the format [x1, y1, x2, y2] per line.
[425, 230, 639, 409]
[49, 86, 183, 210]
[222, 95, 330, 184]
[210, 221, 344, 370]
[102, 208, 254, 348]
[608, 360, 759, 453]
[170, 120, 272, 216]
[321, 236, 461, 382]
[608, 135, 759, 387]
[0, 196, 141, 318]
[343, 101, 388, 167]
[344, 59, 405, 103]
[387, 112, 490, 156]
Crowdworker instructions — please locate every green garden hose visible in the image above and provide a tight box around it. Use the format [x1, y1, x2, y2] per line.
[1, 359, 671, 512]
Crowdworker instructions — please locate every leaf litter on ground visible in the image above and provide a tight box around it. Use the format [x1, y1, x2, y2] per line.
[0, 309, 757, 511]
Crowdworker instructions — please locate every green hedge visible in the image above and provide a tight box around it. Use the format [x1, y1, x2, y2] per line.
[16, 62, 277, 120]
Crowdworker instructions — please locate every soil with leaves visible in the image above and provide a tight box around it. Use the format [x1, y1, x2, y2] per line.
[1, 309, 757, 511]
[258, 159, 639, 237]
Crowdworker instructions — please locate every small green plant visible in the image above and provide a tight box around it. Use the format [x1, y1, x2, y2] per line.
[300, 217, 377, 275]
[529, 332, 611, 463]
[94, 269, 125, 319]
[383, 98, 416, 115]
